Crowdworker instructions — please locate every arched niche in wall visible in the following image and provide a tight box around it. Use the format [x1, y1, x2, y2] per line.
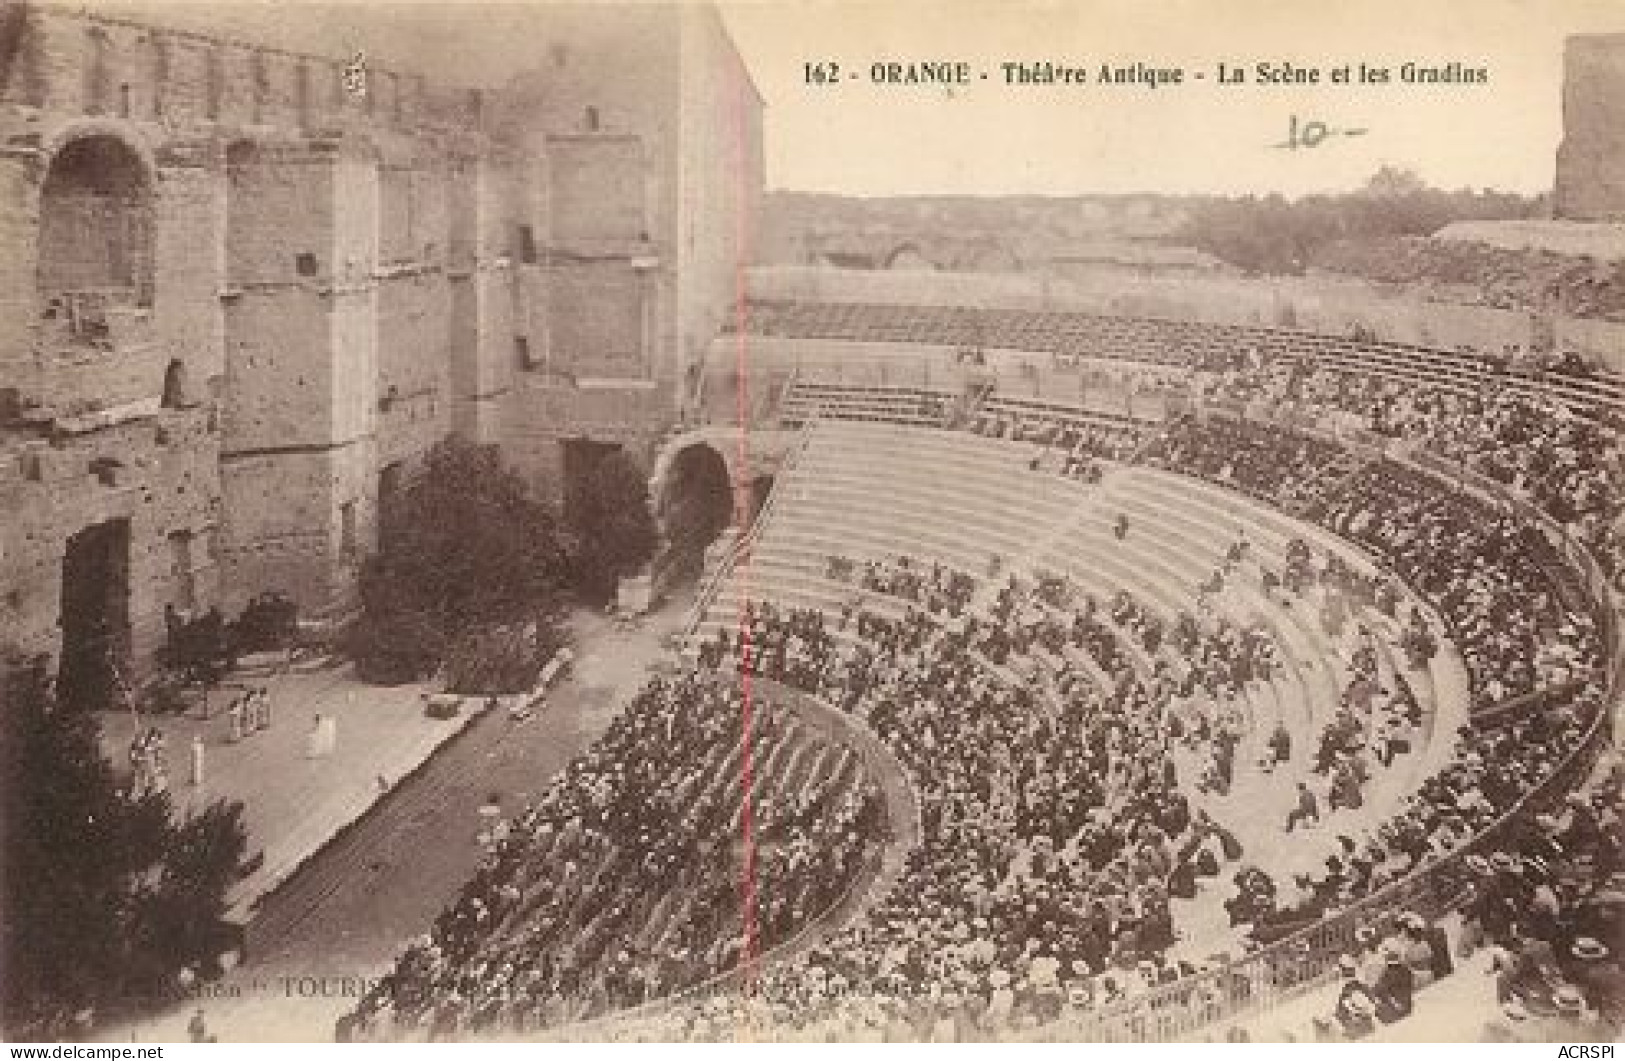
[36, 131, 155, 315]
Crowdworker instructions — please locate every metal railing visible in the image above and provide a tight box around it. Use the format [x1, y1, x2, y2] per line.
[554, 674, 921, 1040]
[692, 403, 1619, 1043]
[1046, 435, 1621, 1042]
[692, 340, 1623, 1041]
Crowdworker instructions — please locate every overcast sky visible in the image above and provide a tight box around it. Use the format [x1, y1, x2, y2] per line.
[104, 0, 1625, 198]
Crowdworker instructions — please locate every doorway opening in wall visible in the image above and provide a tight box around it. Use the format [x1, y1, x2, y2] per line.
[658, 443, 734, 588]
[167, 530, 197, 614]
[377, 461, 405, 549]
[562, 438, 622, 594]
[560, 438, 660, 604]
[58, 518, 132, 713]
[340, 501, 358, 562]
[161, 359, 188, 409]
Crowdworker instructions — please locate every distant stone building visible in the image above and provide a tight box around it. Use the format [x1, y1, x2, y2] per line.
[1556, 33, 1625, 221]
[0, 2, 761, 692]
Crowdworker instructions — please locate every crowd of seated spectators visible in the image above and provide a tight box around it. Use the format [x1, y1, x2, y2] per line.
[344, 314, 1621, 1040]
[639, 520, 1485, 1039]
[967, 411, 1143, 467]
[627, 412, 1608, 1040]
[757, 297, 1625, 584]
[1231, 686, 1599, 952]
[341, 674, 884, 1040]
[664, 594, 1242, 1040]
[1200, 355, 1625, 581]
[1148, 418, 1603, 710]
[686, 302, 1625, 1040]
[1147, 415, 1348, 512]
[1314, 751, 1622, 1043]
[1313, 461, 1601, 705]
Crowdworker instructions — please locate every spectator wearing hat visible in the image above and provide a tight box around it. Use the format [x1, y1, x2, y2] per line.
[1546, 983, 1608, 1041]
[1325, 953, 1379, 1040]
[1267, 719, 1292, 765]
[1490, 922, 1559, 1008]
[1372, 943, 1415, 1024]
[1394, 912, 1452, 986]
[1350, 925, 1386, 989]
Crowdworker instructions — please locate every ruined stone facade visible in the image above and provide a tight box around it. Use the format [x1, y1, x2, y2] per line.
[1556, 33, 1625, 222]
[0, 2, 761, 680]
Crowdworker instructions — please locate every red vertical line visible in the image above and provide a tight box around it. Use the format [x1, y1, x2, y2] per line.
[728, 46, 760, 1013]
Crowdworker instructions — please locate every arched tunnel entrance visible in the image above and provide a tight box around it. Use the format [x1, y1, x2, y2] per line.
[658, 443, 736, 586]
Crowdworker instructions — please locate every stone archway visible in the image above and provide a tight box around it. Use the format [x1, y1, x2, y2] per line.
[649, 426, 804, 591]
[884, 242, 936, 271]
[655, 441, 736, 585]
[36, 130, 155, 314]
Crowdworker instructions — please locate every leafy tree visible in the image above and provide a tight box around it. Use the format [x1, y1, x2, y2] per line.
[1360, 165, 1429, 198]
[1180, 172, 1542, 275]
[565, 447, 658, 603]
[345, 606, 446, 686]
[349, 437, 569, 683]
[1, 655, 247, 1038]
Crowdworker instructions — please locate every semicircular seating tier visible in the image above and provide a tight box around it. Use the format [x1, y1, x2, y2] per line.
[693, 416, 1472, 942]
[345, 673, 910, 1040]
[663, 390, 1609, 1041]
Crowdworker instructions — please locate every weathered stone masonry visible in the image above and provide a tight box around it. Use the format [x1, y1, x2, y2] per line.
[0, 2, 763, 682]
[1556, 33, 1625, 222]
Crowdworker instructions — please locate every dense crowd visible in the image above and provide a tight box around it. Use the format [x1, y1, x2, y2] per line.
[1199, 356, 1625, 581]
[1316, 750, 1622, 1043]
[968, 410, 1143, 472]
[671, 593, 1231, 1039]
[625, 525, 1458, 1039]
[616, 413, 1610, 1039]
[338, 323, 1622, 1040]
[759, 296, 1625, 584]
[1150, 417, 1604, 707]
[342, 674, 884, 1040]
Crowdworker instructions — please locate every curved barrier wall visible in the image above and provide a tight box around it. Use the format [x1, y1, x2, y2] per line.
[679, 394, 1617, 1042]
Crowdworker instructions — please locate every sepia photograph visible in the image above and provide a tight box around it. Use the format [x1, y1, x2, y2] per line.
[0, 0, 1622, 1046]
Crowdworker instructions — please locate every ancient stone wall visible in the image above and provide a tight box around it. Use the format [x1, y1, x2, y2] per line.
[0, 4, 487, 665]
[1, 408, 220, 666]
[488, 4, 763, 493]
[0, 1, 762, 677]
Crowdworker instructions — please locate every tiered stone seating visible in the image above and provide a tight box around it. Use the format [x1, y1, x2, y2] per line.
[695, 420, 1462, 962]
[777, 381, 957, 427]
[351, 675, 887, 1039]
[740, 298, 1625, 420]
